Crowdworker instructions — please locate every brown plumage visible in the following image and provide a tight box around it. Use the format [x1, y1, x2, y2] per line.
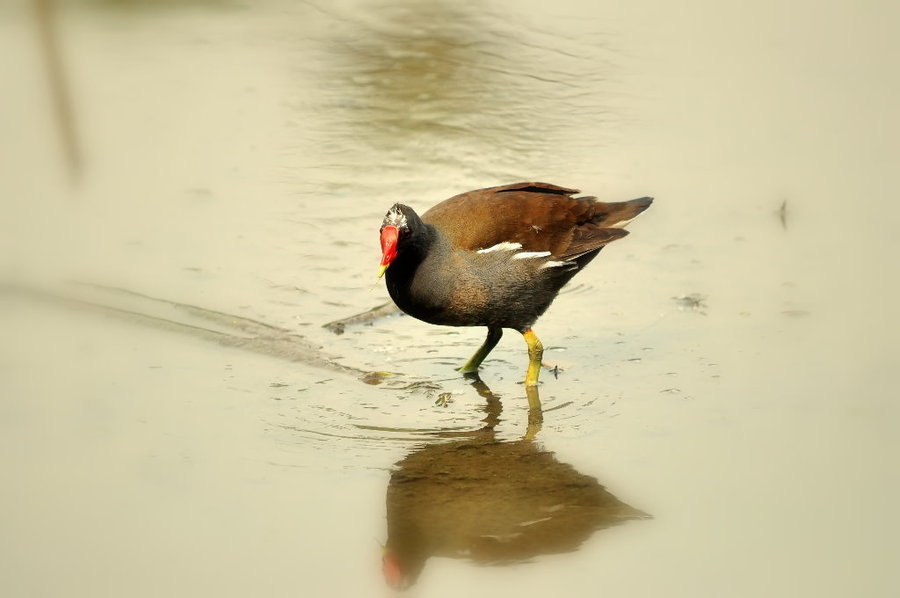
[423, 182, 643, 258]
[378, 182, 653, 385]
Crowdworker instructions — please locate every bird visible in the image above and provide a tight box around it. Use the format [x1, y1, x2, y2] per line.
[377, 182, 652, 385]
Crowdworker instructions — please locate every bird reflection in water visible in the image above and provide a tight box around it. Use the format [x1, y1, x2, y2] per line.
[382, 378, 650, 589]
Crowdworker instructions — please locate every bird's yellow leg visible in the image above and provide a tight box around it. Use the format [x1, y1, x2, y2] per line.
[458, 327, 503, 373]
[521, 328, 544, 386]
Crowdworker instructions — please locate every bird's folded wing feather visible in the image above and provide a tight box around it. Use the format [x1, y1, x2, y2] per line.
[422, 182, 650, 258]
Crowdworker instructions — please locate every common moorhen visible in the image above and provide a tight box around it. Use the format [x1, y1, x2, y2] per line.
[378, 182, 652, 385]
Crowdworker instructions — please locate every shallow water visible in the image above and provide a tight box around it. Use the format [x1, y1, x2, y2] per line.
[1, 0, 898, 596]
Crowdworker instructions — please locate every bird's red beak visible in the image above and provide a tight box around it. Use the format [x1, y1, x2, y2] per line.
[379, 225, 399, 278]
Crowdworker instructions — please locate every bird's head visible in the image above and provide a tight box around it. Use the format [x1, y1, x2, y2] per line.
[378, 203, 416, 277]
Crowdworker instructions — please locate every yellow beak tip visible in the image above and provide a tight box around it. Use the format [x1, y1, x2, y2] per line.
[377, 264, 388, 278]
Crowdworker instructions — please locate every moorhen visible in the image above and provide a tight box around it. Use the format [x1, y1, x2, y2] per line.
[378, 182, 652, 385]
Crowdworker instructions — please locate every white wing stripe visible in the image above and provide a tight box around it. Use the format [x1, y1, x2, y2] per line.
[541, 260, 572, 269]
[477, 242, 522, 253]
[512, 251, 552, 260]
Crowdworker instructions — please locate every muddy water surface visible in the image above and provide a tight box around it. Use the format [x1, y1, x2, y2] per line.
[1, 1, 897, 596]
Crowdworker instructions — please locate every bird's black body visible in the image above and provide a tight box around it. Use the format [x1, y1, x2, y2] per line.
[383, 205, 582, 331]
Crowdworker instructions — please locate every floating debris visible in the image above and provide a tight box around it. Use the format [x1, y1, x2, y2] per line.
[360, 371, 399, 385]
[781, 309, 810, 318]
[323, 302, 402, 335]
[434, 393, 454, 407]
[777, 199, 788, 229]
[672, 293, 708, 315]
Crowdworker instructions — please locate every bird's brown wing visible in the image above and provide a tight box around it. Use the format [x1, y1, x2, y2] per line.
[421, 182, 652, 259]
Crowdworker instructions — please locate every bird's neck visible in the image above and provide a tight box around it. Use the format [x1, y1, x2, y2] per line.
[384, 224, 447, 316]
[393, 223, 441, 272]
